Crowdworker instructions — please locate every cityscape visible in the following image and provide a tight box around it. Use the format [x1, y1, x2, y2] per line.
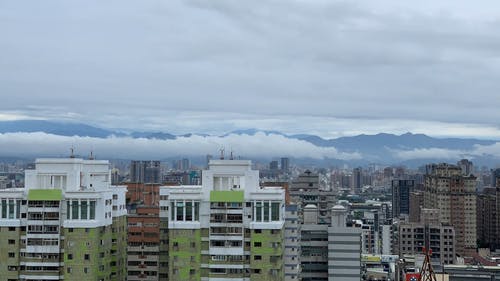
[0, 153, 500, 280]
[2, 0, 500, 281]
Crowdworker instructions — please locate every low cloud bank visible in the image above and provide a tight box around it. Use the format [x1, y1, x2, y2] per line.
[0, 132, 362, 160]
[390, 142, 500, 160]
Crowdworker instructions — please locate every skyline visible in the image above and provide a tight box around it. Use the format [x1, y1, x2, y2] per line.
[1, 0, 500, 139]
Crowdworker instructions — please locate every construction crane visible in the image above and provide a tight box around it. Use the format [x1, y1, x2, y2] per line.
[418, 247, 437, 281]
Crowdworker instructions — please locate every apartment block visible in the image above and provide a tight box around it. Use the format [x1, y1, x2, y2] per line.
[0, 157, 127, 281]
[284, 204, 301, 281]
[424, 163, 476, 256]
[328, 205, 362, 281]
[395, 209, 455, 265]
[392, 179, 414, 218]
[289, 170, 335, 225]
[161, 159, 285, 281]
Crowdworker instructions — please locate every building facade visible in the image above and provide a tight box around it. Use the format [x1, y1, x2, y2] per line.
[394, 209, 455, 265]
[328, 205, 362, 281]
[289, 170, 336, 225]
[161, 159, 285, 281]
[130, 161, 161, 184]
[424, 163, 476, 256]
[0, 158, 127, 281]
[284, 204, 301, 281]
[391, 179, 415, 218]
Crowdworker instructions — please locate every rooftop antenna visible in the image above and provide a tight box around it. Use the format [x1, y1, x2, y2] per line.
[230, 150, 234, 160]
[219, 148, 225, 160]
[89, 150, 95, 160]
[70, 147, 75, 158]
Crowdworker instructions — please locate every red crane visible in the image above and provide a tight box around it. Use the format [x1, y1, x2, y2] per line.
[418, 247, 437, 281]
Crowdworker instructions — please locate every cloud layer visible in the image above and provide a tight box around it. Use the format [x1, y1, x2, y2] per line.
[1, 131, 499, 165]
[1, 0, 500, 138]
[0, 132, 361, 160]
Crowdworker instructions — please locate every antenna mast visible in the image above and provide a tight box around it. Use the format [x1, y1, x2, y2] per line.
[419, 247, 437, 281]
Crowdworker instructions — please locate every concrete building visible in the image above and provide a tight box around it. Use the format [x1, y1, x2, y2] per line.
[125, 183, 165, 281]
[424, 163, 477, 256]
[289, 170, 336, 225]
[130, 160, 161, 184]
[270, 161, 279, 171]
[301, 204, 329, 281]
[161, 159, 285, 280]
[477, 187, 499, 250]
[328, 205, 362, 281]
[409, 191, 424, 223]
[457, 159, 474, 176]
[392, 179, 415, 218]
[352, 167, 362, 194]
[394, 209, 455, 265]
[280, 158, 290, 172]
[0, 157, 127, 281]
[284, 204, 301, 281]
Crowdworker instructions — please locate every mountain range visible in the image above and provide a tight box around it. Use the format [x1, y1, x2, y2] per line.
[0, 120, 498, 167]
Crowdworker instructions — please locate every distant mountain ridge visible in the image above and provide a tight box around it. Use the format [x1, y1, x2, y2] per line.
[0, 120, 498, 166]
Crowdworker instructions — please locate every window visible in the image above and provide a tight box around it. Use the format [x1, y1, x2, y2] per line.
[271, 202, 280, 221]
[81, 201, 88, 219]
[84, 254, 90, 260]
[8, 252, 15, 258]
[176, 202, 184, 221]
[185, 201, 193, 221]
[72, 201, 79, 219]
[254, 242, 262, 247]
[84, 267, 89, 274]
[8, 239, 15, 245]
[263, 202, 269, 221]
[89, 201, 96, 219]
[255, 202, 262, 221]
[254, 255, 262, 260]
[68, 254, 73, 260]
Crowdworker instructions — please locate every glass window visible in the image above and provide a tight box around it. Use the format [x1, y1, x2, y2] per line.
[81, 201, 88, 220]
[72, 200, 79, 220]
[1, 200, 6, 218]
[89, 201, 96, 220]
[16, 200, 20, 218]
[194, 202, 199, 221]
[67, 201, 71, 219]
[171, 202, 175, 220]
[263, 202, 269, 222]
[8, 199, 15, 219]
[255, 202, 262, 222]
[271, 202, 280, 221]
[176, 202, 184, 221]
[185, 202, 193, 221]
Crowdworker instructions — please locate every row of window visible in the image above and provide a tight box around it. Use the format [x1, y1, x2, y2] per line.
[0, 199, 21, 219]
[254, 201, 281, 222]
[170, 200, 200, 222]
[66, 200, 96, 220]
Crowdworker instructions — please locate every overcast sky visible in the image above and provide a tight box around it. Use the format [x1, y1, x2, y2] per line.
[1, 0, 500, 139]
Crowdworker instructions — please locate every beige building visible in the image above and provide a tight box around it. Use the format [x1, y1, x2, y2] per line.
[424, 163, 476, 256]
[395, 209, 455, 265]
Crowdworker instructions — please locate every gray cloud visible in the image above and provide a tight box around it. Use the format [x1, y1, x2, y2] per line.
[1, 0, 499, 137]
[0, 132, 361, 160]
[390, 142, 500, 160]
